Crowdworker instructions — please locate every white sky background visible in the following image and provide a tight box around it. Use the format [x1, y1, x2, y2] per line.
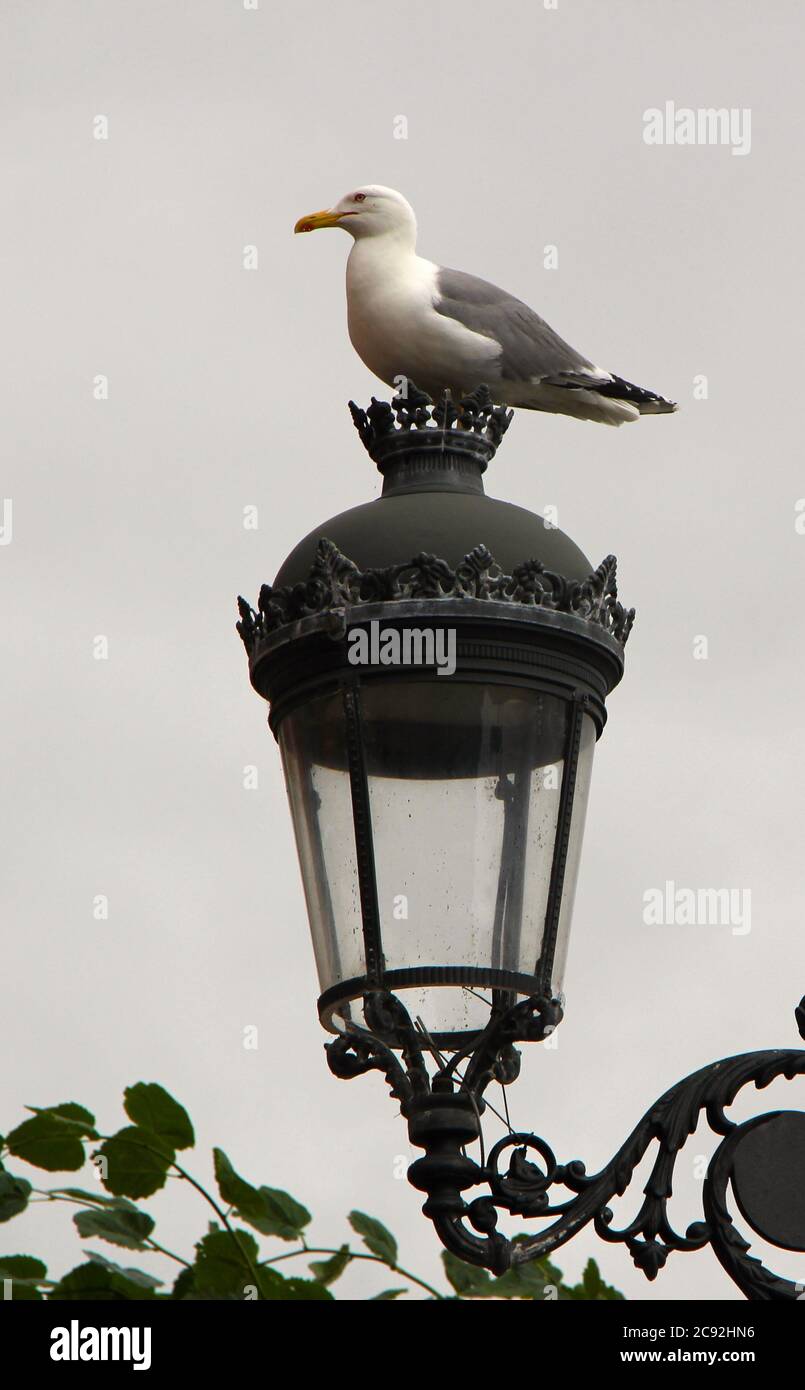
[2, 0, 805, 1300]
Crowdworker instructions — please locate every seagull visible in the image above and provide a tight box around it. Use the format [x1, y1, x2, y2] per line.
[294, 184, 677, 427]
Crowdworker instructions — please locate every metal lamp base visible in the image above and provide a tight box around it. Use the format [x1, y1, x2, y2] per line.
[326, 989, 805, 1299]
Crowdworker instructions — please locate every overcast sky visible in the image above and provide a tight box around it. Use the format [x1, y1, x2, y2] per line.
[3, 0, 805, 1300]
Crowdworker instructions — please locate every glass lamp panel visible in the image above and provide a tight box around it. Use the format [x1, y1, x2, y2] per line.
[549, 713, 596, 999]
[277, 680, 596, 1044]
[278, 693, 363, 993]
[359, 681, 569, 1036]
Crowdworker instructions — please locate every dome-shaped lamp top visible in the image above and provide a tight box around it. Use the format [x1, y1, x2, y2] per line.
[236, 386, 635, 700]
[273, 386, 593, 587]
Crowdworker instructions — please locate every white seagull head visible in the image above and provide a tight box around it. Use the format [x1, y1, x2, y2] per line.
[294, 184, 416, 245]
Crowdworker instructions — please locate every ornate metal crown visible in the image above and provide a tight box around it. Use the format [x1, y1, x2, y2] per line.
[236, 538, 635, 656]
[349, 381, 513, 458]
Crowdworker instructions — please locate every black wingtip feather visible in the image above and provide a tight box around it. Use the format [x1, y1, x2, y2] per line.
[595, 374, 677, 409]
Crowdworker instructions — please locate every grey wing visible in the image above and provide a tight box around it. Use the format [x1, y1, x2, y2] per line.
[433, 266, 611, 387]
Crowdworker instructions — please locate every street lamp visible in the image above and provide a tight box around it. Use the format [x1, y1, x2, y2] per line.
[237, 385, 805, 1297]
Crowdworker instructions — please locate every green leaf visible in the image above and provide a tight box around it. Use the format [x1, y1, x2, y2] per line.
[441, 1251, 493, 1296]
[6, 1114, 86, 1172]
[212, 1148, 263, 1217]
[49, 1261, 158, 1300]
[251, 1187, 311, 1240]
[565, 1258, 624, 1301]
[171, 1266, 195, 1300]
[73, 1204, 155, 1250]
[190, 1232, 332, 1301]
[371, 1288, 408, 1300]
[54, 1187, 137, 1208]
[485, 1259, 559, 1300]
[193, 1229, 261, 1298]
[348, 1210, 398, 1266]
[0, 1275, 43, 1299]
[27, 1103, 97, 1136]
[583, 1258, 603, 1297]
[444, 1249, 557, 1300]
[0, 1171, 32, 1222]
[0, 1255, 47, 1280]
[85, 1251, 163, 1289]
[309, 1244, 351, 1286]
[213, 1150, 310, 1240]
[255, 1266, 334, 1301]
[0, 1253, 49, 1297]
[96, 1126, 174, 1199]
[271, 1276, 333, 1301]
[123, 1083, 194, 1150]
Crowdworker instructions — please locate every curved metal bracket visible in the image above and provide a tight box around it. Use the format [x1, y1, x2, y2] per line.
[326, 989, 805, 1298]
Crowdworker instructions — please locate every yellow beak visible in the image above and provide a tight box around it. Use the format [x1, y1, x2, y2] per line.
[294, 208, 346, 234]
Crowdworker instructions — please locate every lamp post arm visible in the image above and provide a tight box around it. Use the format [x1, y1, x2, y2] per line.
[509, 1046, 805, 1281]
[329, 989, 805, 1298]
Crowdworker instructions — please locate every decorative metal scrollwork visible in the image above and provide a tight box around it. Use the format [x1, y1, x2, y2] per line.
[326, 988, 805, 1298]
[236, 538, 635, 655]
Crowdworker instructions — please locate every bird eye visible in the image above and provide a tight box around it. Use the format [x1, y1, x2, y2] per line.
[353, 193, 366, 202]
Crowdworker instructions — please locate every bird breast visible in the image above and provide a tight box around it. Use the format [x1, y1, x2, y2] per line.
[345, 245, 500, 393]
